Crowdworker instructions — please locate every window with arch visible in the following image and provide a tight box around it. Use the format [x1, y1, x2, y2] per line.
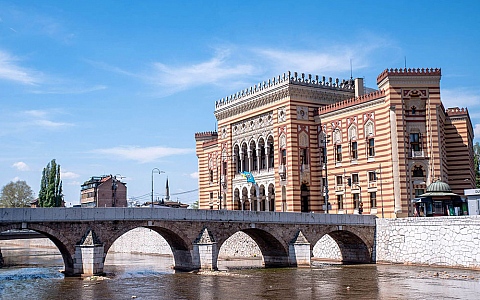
[412, 166, 425, 177]
[348, 125, 358, 160]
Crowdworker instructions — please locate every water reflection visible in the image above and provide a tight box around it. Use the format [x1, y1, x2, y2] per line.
[1, 244, 480, 300]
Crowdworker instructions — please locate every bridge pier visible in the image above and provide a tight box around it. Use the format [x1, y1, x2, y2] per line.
[192, 228, 218, 271]
[288, 231, 311, 267]
[73, 230, 105, 276]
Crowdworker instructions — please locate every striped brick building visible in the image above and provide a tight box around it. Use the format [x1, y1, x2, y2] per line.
[195, 68, 474, 218]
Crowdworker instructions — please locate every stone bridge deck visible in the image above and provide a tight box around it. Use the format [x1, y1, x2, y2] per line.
[0, 208, 376, 276]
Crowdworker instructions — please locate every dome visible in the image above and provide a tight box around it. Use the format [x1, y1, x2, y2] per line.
[426, 181, 452, 193]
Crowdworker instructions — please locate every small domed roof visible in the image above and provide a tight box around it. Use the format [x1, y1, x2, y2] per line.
[426, 180, 452, 193]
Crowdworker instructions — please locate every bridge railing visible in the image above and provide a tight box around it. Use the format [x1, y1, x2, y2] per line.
[0, 208, 376, 226]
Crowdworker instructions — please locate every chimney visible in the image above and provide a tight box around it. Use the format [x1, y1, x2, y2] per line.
[355, 78, 364, 98]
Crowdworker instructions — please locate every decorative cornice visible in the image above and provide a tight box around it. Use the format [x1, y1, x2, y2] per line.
[214, 71, 354, 121]
[377, 68, 441, 85]
[446, 107, 469, 117]
[315, 90, 385, 116]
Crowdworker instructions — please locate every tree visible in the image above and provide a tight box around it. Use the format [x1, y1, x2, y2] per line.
[0, 180, 34, 207]
[38, 159, 63, 207]
[474, 142, 480, 188]
[190, 199, 199, 209]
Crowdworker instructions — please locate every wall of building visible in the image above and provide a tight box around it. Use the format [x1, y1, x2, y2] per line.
[376, 216, 480, 269]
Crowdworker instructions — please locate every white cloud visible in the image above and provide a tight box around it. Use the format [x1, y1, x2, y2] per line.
[23, 109, 73, 129]
[149, 48, 255, 95]
[442, 88, 480, 109]
[0, 50, 43, 85]
[190, 172, 199, 179]
[61, 171, 80, 179]
[475, 124, 480, 139]
[12, 161, 29, 171]
[91, 146, 195, 163]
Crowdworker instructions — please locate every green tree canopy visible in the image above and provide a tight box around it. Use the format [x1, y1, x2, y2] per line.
[38, 159, 63, 207]
[474, 142, 480, 188]
[0, 180, 34, 208]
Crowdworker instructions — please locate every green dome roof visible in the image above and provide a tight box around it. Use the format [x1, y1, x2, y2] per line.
[426, 181, 452, 193]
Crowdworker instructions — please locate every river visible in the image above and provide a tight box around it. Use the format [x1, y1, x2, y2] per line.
[1, 244, 480, 300]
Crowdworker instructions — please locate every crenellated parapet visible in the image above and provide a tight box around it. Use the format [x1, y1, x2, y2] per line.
[315, 89, 386, 116]
[377, 68, 441, 85]
[445, 107, 469, 116]
[195, 131, 218, 142]
[215, 71, 355, 110]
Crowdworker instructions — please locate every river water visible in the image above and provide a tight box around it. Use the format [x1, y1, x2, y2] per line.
[1, 245, 480, 300]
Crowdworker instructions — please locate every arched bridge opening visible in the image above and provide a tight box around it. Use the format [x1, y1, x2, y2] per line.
[0, 224, 73, 275]
[217, 228, 290, 269]
[314, 230, 372, 264]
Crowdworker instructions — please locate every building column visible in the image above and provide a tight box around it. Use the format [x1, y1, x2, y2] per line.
[256, 147, 261, 171]
[239, 151, 244, 172]
[73, 229, 105, 276]
[288, 231, 311, 267]
[265, 146, 270, 170]
[192, 228, 218, 271]
[247, 149, 252, 172]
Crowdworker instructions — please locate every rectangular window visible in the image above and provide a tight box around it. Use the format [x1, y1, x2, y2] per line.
[368, 138, 375, 157]
[368, 171, 377, 182]
[320, 147, 326, 164]
[335, 145, 342, 162]
[223, 162, 227, 175]
[351, 141, 358, 159]
[410, 133, 421, 151]
[370, 192, 377, 208]
[209, 170, 214, 182]
[337, 195, 343, 210]
[336, 175, 343, 186]
[281, 149, 287, 165]
[300, 148, 308, 165]
[353, 193, 360, 209]
[352, 173, 359, 185]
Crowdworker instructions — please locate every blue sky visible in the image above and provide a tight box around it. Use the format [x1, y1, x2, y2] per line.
[1, 1, 479, 206]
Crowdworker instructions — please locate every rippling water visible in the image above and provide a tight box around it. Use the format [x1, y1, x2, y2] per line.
[1, 245, 480, 300]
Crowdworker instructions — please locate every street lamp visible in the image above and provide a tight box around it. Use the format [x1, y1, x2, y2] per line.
[151, 168, 165, 208]
[377, 164, 384, 218]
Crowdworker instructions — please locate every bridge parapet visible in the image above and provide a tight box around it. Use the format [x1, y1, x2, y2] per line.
[0, 208, 376, 226]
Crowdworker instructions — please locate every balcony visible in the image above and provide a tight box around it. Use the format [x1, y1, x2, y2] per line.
[410, 149, 425, 158]
[279, 164, 287, 180]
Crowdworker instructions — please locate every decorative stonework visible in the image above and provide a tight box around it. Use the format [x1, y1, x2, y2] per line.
[195, 228, 216, 244]
[296, 106, 308, 120]
[278, 107, 287, 123]
[231, 111, 274, 147]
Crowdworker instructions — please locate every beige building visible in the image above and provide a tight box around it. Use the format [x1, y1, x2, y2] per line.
[195, 68, 474, 218]
[80, 175, 127, 207]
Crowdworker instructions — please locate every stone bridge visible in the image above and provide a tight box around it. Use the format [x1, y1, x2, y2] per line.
[0, 208, 376, 276]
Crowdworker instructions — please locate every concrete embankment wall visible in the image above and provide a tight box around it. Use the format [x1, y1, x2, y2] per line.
[375, 216, 480, 269]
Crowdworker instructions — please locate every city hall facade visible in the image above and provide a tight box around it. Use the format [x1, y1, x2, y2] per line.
[195, 68, 474, 218]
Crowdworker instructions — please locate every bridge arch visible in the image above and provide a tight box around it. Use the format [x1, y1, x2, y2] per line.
[101, 222, 194, 271]
[0, 224, 74, 275]
[309, 227, 373, 263]
[216, 226, 290, 268]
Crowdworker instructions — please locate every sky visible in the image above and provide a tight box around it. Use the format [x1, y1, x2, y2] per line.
[0, 1, 479, 207]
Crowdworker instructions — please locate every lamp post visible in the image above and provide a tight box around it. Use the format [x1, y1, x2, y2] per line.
[378, 164, 384, 218]
[323, 133, 331, 213]
[151, 168, 165, 208]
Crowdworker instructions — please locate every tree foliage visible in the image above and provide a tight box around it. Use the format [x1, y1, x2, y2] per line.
[190, 199, 199, 209]
[38, 159, 63, 207]
[0, 180, 34, 207]
[474, 142, 480, 188]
